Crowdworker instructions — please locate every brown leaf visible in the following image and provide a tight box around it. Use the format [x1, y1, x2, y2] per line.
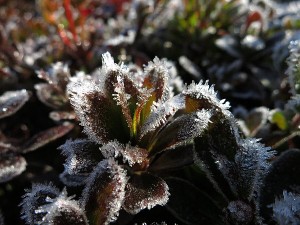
[22, 123, 74, 153]
[123, 173, 169, 214]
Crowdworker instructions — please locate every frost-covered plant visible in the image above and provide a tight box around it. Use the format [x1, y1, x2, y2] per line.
[21, 52, 277, 225]
[0, 89, 74, 183]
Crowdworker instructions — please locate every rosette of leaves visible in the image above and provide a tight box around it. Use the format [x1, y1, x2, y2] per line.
[21, 52, 280, 225]
[35, 62, 76, 122]
[0, 89, 74, 183]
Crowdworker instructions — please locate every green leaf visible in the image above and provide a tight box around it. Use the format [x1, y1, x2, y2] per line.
[270, 110, 288, 131]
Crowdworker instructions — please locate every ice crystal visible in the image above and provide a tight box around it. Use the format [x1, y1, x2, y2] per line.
[272, 190, 300, 225]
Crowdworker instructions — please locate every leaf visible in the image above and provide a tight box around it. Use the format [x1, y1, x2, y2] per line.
[139, 94, 185, 141]
[20, 183, 60, 225]
[0, 149, 26, 183]
[165, 177, 222, 225]
[81, 159, 128, 225]
[215, 35, 241, 58]
[35, 83, 68, 109]
[59, 139, 102, 186]
[22, 122, 74, 153]
[36, 190, 88, 225]
[234, 138, 275, 199]
[269, 109, 288, 131]
[49, 111, 76, 121]
[149, 109, 211, 155]
[149, 144, 194, 172]
[245, 106, 270, 135]
[259, 149, 300, 223]
[123, 173, 169, 214]
[68, 76, 130, 144]
[0, 89, 30, 119]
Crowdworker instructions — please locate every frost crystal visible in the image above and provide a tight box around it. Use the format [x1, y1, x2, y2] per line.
[272, 190, 300, 225]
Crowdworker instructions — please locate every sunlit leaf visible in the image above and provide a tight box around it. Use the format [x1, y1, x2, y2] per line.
[81, 159, 128, 225]
[68, 76, 130, 144]
[22, 123, 74, 153]
[0, 89, 30, 119]
[123, 173, 169, 214]
[269, 109, 288, 131]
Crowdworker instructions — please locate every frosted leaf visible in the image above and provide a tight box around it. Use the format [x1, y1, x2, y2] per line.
[143, 57, 172, 102]
[59, 139, 102, 186]
[112, 75, 133, 129]
[0, 149, 26, 183]
[286, 40, 300, 95]
[100, 141, 148, 167]
[183, 80, 230, 113]
[68, 75, 129, 143]
[123, 173, 169, 214]
[140, 94, 185, 140]
[81, 159, 128, 225]
[22, 123, 74, 153]
[149, 109, 212, 155]
[36, 190, 88, 225]
[35, 83, 68, 109]
[271, 191, 300, 225]
[235, 138, 276, 199]
[98, 52, 129, 94]
[0, 89, 30, 119]
[20, 183, 60, 225]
